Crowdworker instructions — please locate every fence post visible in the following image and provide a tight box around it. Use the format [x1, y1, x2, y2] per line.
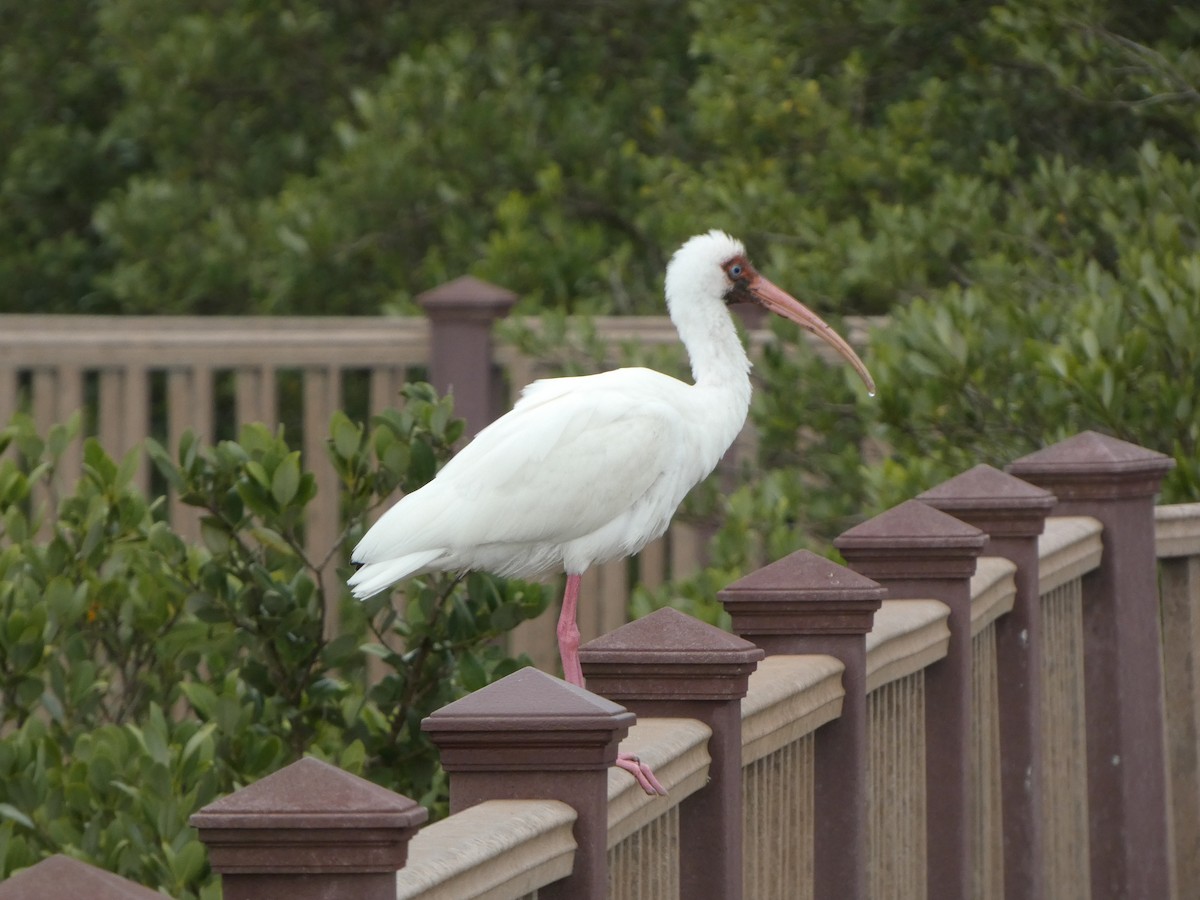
[422, 667, 635, 899]
[0, 855, 165, 900]
[835, 499, 987, 900]
[189, 756, 427, 900]
[918, 463, 1056, 900]
[578, 606, 764, 900]
[1009, 430, 1176, 899]
[718, 549, 885, 900]
[417, 275, 517, 438]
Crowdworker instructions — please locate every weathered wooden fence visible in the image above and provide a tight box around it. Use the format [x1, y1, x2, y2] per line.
[3, 432, 1197, 900]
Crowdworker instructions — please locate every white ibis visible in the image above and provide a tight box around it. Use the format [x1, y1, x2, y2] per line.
[349, 230, 874, 794]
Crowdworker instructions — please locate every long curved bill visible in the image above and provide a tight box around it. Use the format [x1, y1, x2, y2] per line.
[750, 274, 876, 396]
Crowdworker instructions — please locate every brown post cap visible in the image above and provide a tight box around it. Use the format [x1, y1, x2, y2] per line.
[0, 855, 164, 900]
[416, 275, 518, 321]
[422, 667, 635, 771]
[918, 464, 1056, 538]
[578, 607, 764, 701]
[834, 499, 987, 580]
[718, 549, 886, 637]
[1008, 430, 1175, 500]
[189, 756, 427, 874]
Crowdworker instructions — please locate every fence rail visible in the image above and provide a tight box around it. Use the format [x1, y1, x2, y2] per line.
[18, 463, 1191, 899]
[1, 300, 1197, 900]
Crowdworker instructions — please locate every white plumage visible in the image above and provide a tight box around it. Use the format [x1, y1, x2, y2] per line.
[350, 367, 716, 594]
[347, 230, 873, 794]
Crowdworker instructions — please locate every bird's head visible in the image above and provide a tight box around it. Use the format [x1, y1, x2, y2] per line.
[666, 230, 876, 395]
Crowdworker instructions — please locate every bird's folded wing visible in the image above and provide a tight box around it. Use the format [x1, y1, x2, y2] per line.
[352, 369, 695, 564]
[433, 383, 687, 547]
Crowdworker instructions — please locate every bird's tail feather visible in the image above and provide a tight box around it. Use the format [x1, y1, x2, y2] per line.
[347, 550, 444, 600]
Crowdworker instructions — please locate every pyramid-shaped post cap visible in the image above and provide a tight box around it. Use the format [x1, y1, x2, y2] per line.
[918, 464, 1056, 538]
[1008, 430, 1175, 500]
[417, 275, 518, 319]
[718, 549, 885, 637]
[189, 757, 427, 874]
[834, 499, 987, 580]
[578, 607, 765, 701]
[0, 855, 165, 900]
[423, 667, 635, 771]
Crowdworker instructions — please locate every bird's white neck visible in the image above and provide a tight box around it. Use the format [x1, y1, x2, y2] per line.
[669, 293, 754, 459]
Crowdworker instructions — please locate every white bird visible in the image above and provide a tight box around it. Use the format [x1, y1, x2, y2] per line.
[349, 230, 874, 794]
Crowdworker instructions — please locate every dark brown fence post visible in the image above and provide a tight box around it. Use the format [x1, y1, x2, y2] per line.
[0, 855, 165, 900]
[718, 549, 885, 900]
[919, 464, 1056, 900]
[422, 667, 635, 900]
[189, 756, 427, 900]
[835, 499, 987, 900]
[1009, 430, 1176, 899]
[417, 275, 518, 438]
[578, 607, 764, 900]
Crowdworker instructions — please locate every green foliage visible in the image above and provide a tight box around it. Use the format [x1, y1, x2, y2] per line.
[862, 143, 1200, 505]
[0, 386, 547, 895]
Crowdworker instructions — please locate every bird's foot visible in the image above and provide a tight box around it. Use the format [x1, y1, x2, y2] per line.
[616, 752, 668, 796]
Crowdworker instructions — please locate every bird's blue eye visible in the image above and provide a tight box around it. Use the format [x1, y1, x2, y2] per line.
[729, 264, 743, 277]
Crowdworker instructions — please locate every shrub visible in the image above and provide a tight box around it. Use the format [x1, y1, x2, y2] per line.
[0, 385, 547, 896]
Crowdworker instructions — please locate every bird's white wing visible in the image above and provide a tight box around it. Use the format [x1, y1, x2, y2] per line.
[353, 369, 693, 562]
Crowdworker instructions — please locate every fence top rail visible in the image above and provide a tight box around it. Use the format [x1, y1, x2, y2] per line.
[0, 314, 427, 332]
[865, 599, 951, 694]
[496, 314, 879, 368]
[1038, 515, 1104, 595]
[0, 317, 429, 361]
[1156, 502, 1200, 558]
[971, 556, 1017, 638]
[740, 654, 844, 767]
[395, 798, 577, 900]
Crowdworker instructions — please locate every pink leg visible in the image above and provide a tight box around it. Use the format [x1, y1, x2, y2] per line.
[557, 573, 584, 686]
[557, 572, 667, 797]
[616, 754, 668, 795]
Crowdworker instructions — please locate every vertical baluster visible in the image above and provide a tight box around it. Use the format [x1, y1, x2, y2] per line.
[235, 365, 277, 431]
[303, 365, 342, 638]
[167, 367, 213, 542]
[120, 365, 150, 495]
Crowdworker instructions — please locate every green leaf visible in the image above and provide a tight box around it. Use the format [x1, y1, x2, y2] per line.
[169, 838, 208, 885]
[200, 518, 232, 555]
[407, 440, 436, 486]
[181, 723, 218, 767]
[0, 804, 33, 830]
[246, 460, 271, 489]
[180, 682, 219, 718]
[331, 412, 362, 460]
[271, 452, 301, 506]
[458, 653, 487, 692]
